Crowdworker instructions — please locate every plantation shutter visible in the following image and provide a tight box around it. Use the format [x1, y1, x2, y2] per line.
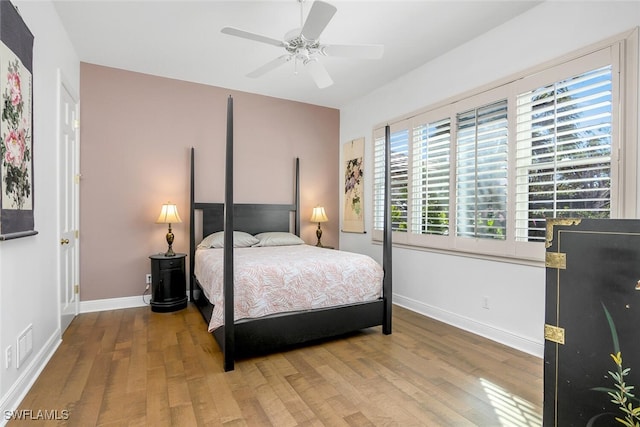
[455, 100, 509, 240]
[515, 65, 613, 242]
[373, 132, 385, 232]
[370, 40, 628, 261]
[411, 117, 451, 236]
[373, 124, 410, 234]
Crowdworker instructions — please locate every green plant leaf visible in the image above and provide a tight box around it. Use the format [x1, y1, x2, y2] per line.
[602, 302, 621, 354]
[594, 386, 618, 393]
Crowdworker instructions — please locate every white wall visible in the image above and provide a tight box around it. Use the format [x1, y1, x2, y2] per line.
[340, 1, 640, 357]
[0, 0, 79, 420]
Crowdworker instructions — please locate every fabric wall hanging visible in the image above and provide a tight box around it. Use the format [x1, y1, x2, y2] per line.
[0, 1, 35, 240]
[342, 137, 365, 233]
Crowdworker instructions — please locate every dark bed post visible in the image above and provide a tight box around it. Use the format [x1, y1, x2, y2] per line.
[190, 147, 196, 303]
[295, 158, 300, 236]
[383, 124, 393, 335]
[223, 96, 235, 371]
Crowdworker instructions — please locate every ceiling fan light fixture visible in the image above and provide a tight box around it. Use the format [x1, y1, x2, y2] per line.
[296, 48, 311, 62]
[220, 0, 383, 88]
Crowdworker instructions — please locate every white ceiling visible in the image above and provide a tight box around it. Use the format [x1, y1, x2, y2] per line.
[52, 0, 541, 109]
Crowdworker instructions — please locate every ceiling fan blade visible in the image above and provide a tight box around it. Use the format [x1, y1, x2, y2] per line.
[247, 55, 291, 78]
[301, 1, 337, 41]
[322, 44, 384, 59]
[305, 59, 333, 89]
[221, 27, 284, 48]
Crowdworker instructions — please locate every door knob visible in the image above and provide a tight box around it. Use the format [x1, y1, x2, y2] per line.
[60, 238, 69, 245]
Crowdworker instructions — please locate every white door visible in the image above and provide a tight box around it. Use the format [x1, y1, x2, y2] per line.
[58, 71, 79, 334]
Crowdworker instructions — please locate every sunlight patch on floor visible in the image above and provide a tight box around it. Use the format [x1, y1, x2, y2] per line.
[480, 378, 542, 427]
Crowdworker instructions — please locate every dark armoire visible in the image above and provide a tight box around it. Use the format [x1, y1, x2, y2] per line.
[544, 219, 640, 426]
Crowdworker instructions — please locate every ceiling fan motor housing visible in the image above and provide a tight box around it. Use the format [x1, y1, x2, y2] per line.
[284, 28, 321, 58]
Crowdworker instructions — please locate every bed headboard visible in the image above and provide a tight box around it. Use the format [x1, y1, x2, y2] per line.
[194, 202, 297, 238]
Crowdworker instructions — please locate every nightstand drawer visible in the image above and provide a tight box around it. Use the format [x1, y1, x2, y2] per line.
[157, 258, 182, 270]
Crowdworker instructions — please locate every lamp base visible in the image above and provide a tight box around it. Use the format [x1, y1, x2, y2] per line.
[165, 226, 175, 256]
[315, 223, 323, 247]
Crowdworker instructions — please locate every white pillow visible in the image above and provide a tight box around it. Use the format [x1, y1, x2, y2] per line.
[253, 232, 305, 247]
[197, 231, 259, 249]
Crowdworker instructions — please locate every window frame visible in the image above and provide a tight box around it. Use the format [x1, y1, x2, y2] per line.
[371, 29, 638, 263]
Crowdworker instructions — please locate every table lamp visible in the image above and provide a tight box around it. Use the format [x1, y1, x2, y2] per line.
[310, 206, 328, 247]
[156, 202, 182, 256]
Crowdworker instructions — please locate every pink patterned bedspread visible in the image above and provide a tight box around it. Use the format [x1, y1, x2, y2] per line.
[194, 245, 384, 331]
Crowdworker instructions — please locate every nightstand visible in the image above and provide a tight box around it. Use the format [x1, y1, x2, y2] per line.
[149, 253, 187, 312]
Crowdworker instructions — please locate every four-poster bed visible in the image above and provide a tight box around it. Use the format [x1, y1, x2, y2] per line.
[189, 96, 392, 372]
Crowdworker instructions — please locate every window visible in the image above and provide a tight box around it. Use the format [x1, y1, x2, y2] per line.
[412, 117, 451, 236]
[372, 33, 636, 262]
[456, 100, 508, 240]
[515, 66, 613, 243]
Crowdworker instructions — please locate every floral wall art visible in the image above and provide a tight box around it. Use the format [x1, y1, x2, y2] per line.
[0, 1, 35, 240]
[342, 137, 365, 233]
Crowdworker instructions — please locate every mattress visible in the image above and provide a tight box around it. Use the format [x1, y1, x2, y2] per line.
[194, 244, 384, 332]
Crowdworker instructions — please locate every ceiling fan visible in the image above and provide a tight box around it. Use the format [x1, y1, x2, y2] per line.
[221, 0, 384, 89]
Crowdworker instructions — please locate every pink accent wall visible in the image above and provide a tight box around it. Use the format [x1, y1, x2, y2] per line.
[80, 63, 339, 301]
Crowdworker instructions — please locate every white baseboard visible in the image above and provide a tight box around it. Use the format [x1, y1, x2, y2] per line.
[0, 330, 61, 426]
[80, 295, 149, 313]
[393, 294, 544, 359]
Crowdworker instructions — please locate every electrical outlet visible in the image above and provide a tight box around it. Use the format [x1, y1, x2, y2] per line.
[145, 274, 152, 284]
[482, 296, 490, 310]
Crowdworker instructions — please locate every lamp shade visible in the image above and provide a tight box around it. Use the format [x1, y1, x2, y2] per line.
[156, 203, 182, 224]
[310, 206, 328, 223]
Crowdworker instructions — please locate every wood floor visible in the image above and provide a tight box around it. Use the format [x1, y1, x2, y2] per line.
[8, 304, 543, 426]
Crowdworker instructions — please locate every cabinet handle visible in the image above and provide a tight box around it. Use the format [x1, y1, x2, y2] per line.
[60, 238, 70, 245]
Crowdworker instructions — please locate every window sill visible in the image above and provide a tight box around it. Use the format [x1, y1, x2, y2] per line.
[370, 239, 545, 268]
